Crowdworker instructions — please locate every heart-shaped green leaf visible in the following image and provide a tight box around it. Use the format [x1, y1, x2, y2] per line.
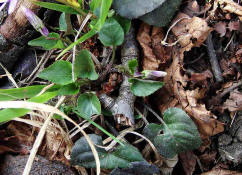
[143, 108, 202, 158]
[74, 50, 98, 80]
[58, 83, 80, 95]
[76, 93, 101, 119]
[71, 134, 145, 169]
[112, 0, 165, 19]
[113, 15, 131, 35]
[99, 17, 124, 46]
[140, 0, 182, 27]
[129, 78, 164, 97]
[28, 33, 65, 50]
[38, 60, 73, 85]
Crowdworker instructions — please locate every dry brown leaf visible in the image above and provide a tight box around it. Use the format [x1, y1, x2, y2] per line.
[190, 70, 213, 89]
[179, 151, 197, 175]
[172, 13, 212, 52]
[220, 58, 235, 78]
[0, 130, 24, 155]
[201, 167, 242, 175]
[218, 0, 242, 18]
[160, 48, 224, 139]
[223, 90, 242, 112]
[199, 151, 217, 171]
[228, 21, 241, 31]
[137, 23, 172, 70]
[214, 22, 227, 37]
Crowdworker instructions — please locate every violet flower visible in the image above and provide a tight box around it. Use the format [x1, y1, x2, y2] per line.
[0, 0, 18, 14]
[21, 6, 49, 37]
[142, 70, 167, 78]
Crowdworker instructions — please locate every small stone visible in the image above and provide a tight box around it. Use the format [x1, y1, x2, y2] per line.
[236, 127, 242, 142]
[219, 143, 242, 164]
[218, 134, 232, 147]
[0, 155, 75, 175]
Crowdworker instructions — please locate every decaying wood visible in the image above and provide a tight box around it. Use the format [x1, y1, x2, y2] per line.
[0, 0, 40, 75]
[0, 0, 40, 48]
[99, 25, 139, 126]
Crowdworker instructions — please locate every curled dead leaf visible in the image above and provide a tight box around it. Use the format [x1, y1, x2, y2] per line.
[179, 151, 197, 175]
[172, 13, 212, 52]
[158, 48, 224, 139]
[137, 23, 172, 70]
[223, 90, 242, 112]
[218, 0, 242, 18]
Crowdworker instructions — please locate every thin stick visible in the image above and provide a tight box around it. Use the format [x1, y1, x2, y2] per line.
[206, 33, 224, 82]
[0, 62, 19, 88]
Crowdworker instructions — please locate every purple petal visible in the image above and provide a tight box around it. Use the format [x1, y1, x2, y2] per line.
[41, 26, 49, 37]
[21, 6, 48, 36]
[133, 71, 143, 77]
[150, 71, 167, 77]
[8, 0, 18, 14]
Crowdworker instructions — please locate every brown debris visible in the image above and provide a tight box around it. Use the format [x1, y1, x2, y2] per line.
[172, 13, 212, 52]
[179, 151, 197, 175]
[137, 23, 172, 70]
[223, 90, 242, 112]
[217, 0, 242, 18]
[201, 165, 242, 175]
[214, 22, 227, 37]
[158, 48, 224, 139]
[0, 130, 24, 155]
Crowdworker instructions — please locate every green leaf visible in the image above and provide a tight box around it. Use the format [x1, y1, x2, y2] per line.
[71, 134, 145, 169]
[0, 85, 46, 101]
[57, 29, 97, 59]
[31, 0, 79, 14]
[0, 85, 60, 101]
[129, 78, 164, 97]
[58, 83, 80, 95]
[113, 15, 131, 35]
[0, 91, 57, 123]
[128, 59, 138, 75]
[57, 0, 113, 59]
[90, 0, 101, 12]
[99, 17, 124, 46]
[140, 0, 182, 27]
[76, 93, 101, 119]
[96, 0, 113, 31]
[38, 60, 73, 85]
[143, 108, 202, 158]
[59, 13, 68, 31]
[74, 50, 98, 80]
[112, 0, 165, 19]
[28, 33, 65, 50]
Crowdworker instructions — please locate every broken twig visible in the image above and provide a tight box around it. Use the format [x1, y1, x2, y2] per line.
[99, 24, 139, 125]
[206, 33, 224, 83]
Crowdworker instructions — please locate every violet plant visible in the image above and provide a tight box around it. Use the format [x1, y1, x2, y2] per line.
[0, 0, 201, 171]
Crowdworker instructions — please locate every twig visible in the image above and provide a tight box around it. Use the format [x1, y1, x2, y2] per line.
[99, 25, 139, 125]
[206, 33, 224, 82]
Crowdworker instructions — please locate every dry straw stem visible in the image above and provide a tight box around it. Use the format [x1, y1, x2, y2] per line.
[0, 101, 101, 175]
[72, 13, 92, 81]
[23, 96, 66, 175]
